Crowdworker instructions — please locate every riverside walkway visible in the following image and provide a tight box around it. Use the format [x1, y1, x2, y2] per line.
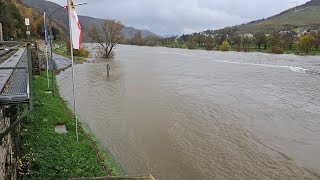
[53, 53, 72, 70]
[0, 46, 30, 105]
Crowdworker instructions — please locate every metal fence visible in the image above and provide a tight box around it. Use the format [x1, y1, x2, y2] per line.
[0, 41, 33, 143]
[0, 42, 32, 109]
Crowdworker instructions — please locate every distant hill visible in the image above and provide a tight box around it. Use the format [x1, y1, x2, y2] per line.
[206, 0, 320, 35]
[21, 0, 158, 39]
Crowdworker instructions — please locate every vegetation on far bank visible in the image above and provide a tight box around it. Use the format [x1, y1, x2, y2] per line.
[120, 30, 320, 55]
[19, 73, 123, 179]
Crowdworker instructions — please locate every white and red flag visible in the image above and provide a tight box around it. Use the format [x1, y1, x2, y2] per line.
[67, 0, 83, 142]
[67, 0, 82, 49]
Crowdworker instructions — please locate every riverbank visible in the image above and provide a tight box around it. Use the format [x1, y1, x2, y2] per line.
[160, 43, 320, 55]
[18, 73, 123, 179]
[54, 43, 87, 61]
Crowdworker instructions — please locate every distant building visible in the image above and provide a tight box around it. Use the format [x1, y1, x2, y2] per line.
[297, 29, 319, 38]
[278, 31, 291, 36]
[242, 33, 254, 39]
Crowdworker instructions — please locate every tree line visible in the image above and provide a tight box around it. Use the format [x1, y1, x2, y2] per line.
[121, 30, 320, 55]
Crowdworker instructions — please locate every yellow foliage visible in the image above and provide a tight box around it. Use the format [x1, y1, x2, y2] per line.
[298, 34, 316, 54]
[14, 2, 40, 36]
[219, 40, 231, 51]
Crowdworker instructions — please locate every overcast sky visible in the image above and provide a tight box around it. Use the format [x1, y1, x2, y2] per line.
[47, 0, 310, 36]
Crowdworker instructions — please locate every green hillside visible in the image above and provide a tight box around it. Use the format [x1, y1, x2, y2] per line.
[203, 0, 320, 35]
[238, 5, 320, 33]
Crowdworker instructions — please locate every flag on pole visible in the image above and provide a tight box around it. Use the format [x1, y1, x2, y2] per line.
[67, 0, 82, 49]
[67, 0, 82, 142]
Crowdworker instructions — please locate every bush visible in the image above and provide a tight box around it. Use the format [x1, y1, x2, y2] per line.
[74, 48, 90, 58]
[298, 34, 316, 54]
[65, 40, 90, 58]
[219, 40, 231, 51]
[205, 44, 214, 50]
[271, 47, 284, 54]
[145, 41, 158, 46]
[187, 41, 197, 49]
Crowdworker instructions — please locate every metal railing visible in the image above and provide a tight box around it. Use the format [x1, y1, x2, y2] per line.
[0, 41, 33, 144]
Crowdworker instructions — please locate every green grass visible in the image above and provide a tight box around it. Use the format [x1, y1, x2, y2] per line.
[19, 73, 124, 180]
[54, 44, 87, 62]
[162, 43, 320, 55]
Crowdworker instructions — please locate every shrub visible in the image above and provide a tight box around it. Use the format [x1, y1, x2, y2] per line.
[65, 40, 90, 58]
[271, 47, 284, 54]
[187, 41, 197, 49]
[145, 41, 158, 47]
[74, 48, 90, 58]
[219, 40, 231, 51]
[205, 44, 214, 50]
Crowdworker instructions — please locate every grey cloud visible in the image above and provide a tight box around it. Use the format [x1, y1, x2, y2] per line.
[47, 0, 309, 35]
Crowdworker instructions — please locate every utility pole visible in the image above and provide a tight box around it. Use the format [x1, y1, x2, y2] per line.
[0, 22, 3, 41]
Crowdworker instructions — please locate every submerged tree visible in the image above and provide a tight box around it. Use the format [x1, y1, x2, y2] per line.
[88, 19, 124, 58]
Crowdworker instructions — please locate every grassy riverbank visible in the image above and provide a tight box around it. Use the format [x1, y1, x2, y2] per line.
[19, 73, 123, 179]
[54, 44, 87, 61]
[161, 43, 320, 55]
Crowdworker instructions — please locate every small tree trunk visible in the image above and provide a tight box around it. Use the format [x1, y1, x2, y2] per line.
[106, 45, 115, 58]
[105, 48, 109, 58]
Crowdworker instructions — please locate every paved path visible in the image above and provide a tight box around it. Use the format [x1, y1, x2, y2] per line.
[53, 53, 72, 70]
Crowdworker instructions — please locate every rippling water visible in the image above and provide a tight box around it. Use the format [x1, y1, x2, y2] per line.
[57, 45, 320, 179]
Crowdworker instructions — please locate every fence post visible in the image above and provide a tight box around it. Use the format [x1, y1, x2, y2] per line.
[27, 43, 33, 111]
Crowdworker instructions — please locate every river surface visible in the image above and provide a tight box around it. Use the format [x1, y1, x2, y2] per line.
[57, 45, 320, 180]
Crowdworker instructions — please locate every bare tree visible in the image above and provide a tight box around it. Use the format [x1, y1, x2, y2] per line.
[88, 19, 124, 58]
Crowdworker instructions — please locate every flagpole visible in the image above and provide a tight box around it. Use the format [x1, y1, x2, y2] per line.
[44, 12, 50, 89]
[67, 0, 79, 142]
[46, 44, 49, 88]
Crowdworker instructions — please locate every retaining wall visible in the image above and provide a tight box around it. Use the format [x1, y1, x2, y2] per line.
[0, 106, 18, 180]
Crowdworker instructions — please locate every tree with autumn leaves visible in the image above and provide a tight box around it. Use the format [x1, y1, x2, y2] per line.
[0, 0, 61, 40]
[298, 34, 316, 54]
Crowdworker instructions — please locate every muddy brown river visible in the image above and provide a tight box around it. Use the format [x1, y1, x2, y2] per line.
[57, 45, 320, 179]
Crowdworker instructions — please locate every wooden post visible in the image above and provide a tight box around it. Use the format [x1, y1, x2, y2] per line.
[107, 64, 111, 76]
[0, 22, 3, 41]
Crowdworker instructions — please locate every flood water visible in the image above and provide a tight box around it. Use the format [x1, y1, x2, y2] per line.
[57, 45, 320, 179]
